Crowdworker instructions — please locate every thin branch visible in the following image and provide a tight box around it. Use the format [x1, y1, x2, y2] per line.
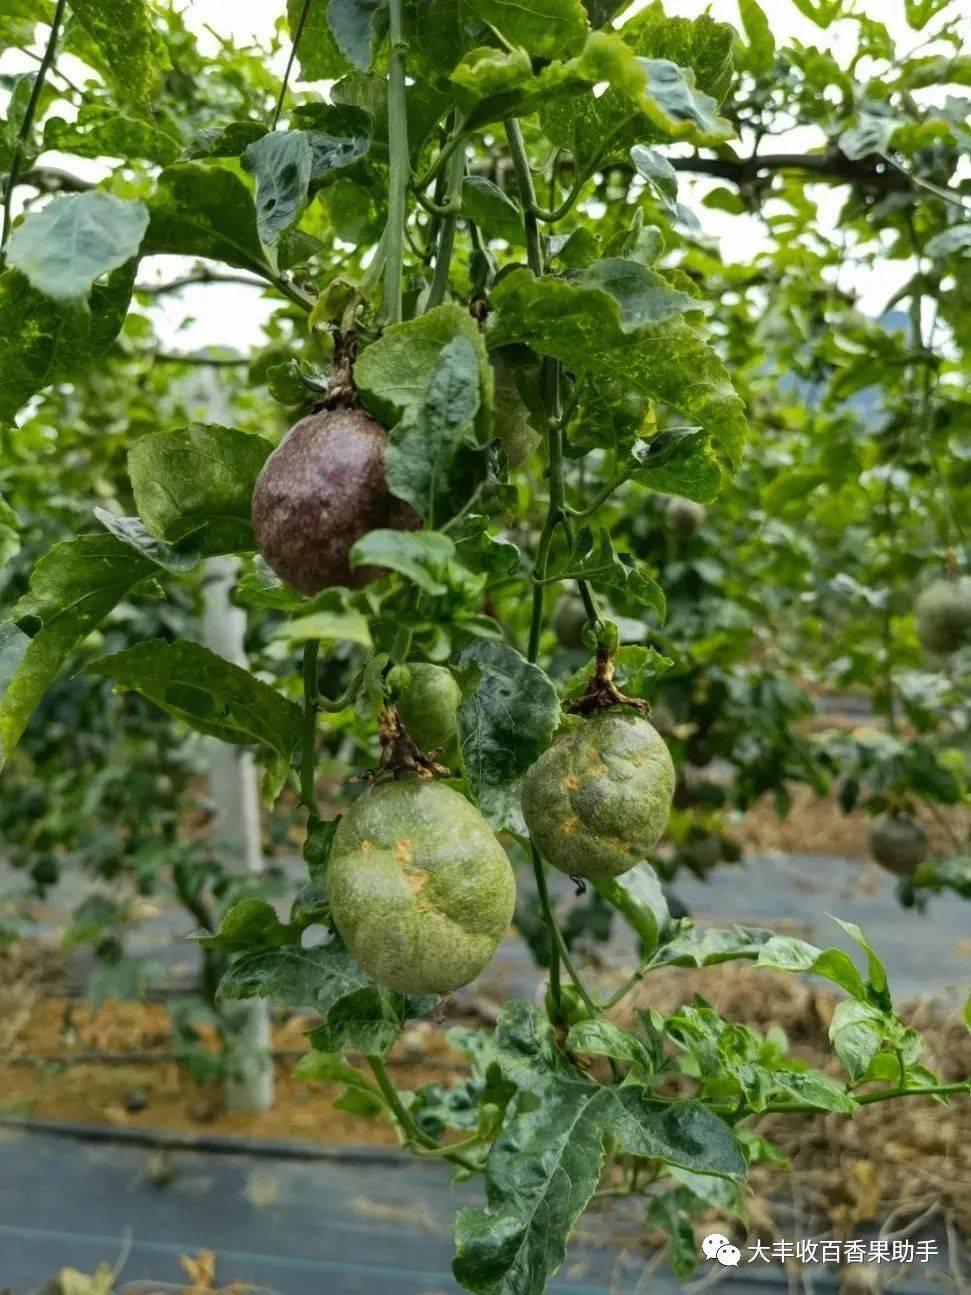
[1, 0, 69, 261]
[11, 44, 83, 95]
[272, 0, 313, 130]
[17, 166, 92, 194]
[150, 351, 250, 366]
[657, 151, 911, 193]
[136, 269, 269, 296]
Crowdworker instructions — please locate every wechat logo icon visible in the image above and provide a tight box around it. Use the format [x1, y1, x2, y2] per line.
[702, 1234, 742, 1267]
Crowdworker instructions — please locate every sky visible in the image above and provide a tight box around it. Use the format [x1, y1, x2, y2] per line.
[1, 1, 967, 354]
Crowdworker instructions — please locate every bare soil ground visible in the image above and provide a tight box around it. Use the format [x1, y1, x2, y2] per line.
[1, 941, 968, 1250]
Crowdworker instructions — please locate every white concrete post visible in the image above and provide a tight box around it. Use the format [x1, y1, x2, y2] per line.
[201, 555, 274, 1113]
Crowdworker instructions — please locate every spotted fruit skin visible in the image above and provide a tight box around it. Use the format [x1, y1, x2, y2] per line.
[915, 576, 971, 655]
[521, 711, 676, 880]
[328, 779, 515, 995]
[869, 813, 928, 877]
[394, 664, 461, 753]
[251, 407, 419, 595]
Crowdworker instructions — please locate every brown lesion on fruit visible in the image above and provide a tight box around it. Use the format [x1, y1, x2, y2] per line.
[407, 872, 429, 896]
[360, 840, 374, 854]
[393, 838, 414, 864]
[562, 815, 580, 836]
[563, 775, 581, 791]
[611, 837, 631, 852]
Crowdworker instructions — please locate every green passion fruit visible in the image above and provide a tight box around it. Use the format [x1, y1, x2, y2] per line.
[328, 778, 515, 995]
[521, 711, 676, 881]
[915, 576, 971, 655]
[251, 406, 419, 594]
[390, 663, 461, 754]
[551, 594, 588, 650]
[869, 813, 928, 877]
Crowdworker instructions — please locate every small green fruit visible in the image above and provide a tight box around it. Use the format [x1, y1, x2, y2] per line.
[521, 711, 676, 881]
[869, 813, 928, 877]
[393, 663, 461, 753]
[328, 779, 515, 995]
[915, 576, 971, 655]
[665, 496, 705, 537]
[685, 830, 722, 873]
[551, 595, 588, 650]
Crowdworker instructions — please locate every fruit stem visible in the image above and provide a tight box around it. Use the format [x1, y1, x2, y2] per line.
[382, 0, 409, 325]
[301, 642, 321, 817]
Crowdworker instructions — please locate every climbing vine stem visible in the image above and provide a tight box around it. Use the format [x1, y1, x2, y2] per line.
[301, 641, 320, 817]
[0, 0, 68, 262]
[506, 117, 606, 1025]
[271, 0, 312, 130]
[366, 1054, 481, 1171]
[424, 114, 466, 311]
[382, 0, 409, 325]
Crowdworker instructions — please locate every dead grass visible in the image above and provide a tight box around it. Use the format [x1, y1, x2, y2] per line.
[2, 946, 968, 1248]
[611, 961, 971, 1243]
[741, 781, 967, 860]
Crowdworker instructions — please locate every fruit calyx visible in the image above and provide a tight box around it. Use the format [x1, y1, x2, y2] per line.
[568, 643, 650, 716]
[377, 704, 449, 779]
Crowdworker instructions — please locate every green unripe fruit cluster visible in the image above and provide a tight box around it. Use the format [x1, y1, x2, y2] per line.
[521, 711, 676, 881]
[328, 779, 515, 995]
[915, 576, 971, 655]
[391, 663, 462, 754]
[869, 813, 928, 877]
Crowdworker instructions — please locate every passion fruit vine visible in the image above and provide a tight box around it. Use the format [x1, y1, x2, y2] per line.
[251, 405, 419, 594]
[521, 710, 676, 881]
[328, 778, 516, 995]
